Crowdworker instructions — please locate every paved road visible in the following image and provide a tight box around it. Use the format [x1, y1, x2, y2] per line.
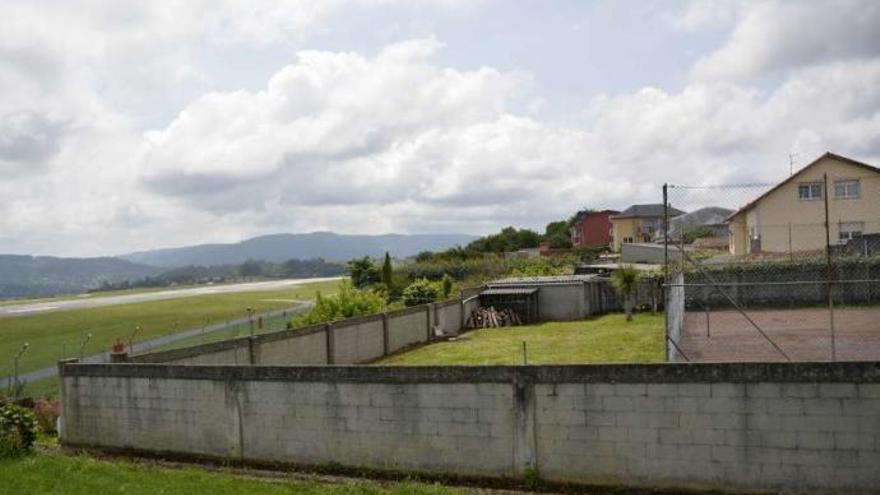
[0, 277, 342, 318]
[2, 302, 314, 388]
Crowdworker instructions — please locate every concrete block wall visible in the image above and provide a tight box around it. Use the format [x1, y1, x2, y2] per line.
[535, 284, 587, 320]
[59, 362, 880, 493]
[128, 299, 440, 366]
[433, 300, 463, 336]
[387, 306, 429, 353]
[330, 315, 386, 364]
[255, 327, 328, 365]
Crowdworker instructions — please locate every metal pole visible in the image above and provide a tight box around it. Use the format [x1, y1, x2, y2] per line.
[247, 307, 255, 337]
[663, 184, 670, 361]
[522, 341, 528, 365]
[823, 173, 836, 361]
[705, 307, 711, 339]
[129, 325, 141, 353]
[13, 343, 28, 395]
[79, 333, 92, 361]
[663, 184, 669, 283]
[10, 342, 29, 396]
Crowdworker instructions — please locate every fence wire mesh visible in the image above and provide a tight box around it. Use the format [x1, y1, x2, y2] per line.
[664, 174, 880, 362]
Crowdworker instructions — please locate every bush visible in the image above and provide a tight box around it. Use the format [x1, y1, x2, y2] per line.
[291, 282, 386, 327]
[33, 399, 59, 435]
[347, 257, 381, 288]
[402, 278, 441, 307]
[0, 402, 37, 458]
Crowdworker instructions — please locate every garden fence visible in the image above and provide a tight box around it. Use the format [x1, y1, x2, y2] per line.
[663, 176, 880, 362]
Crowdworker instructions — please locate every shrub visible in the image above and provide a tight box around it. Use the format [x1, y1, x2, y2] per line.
[0, 402, 37, 458]
[402, 278, 441, 307]
[33, 399, 60, 435]
[347, 257, 381, 288]
[292, 282, 386, 327]
[611, 265, 642, 322]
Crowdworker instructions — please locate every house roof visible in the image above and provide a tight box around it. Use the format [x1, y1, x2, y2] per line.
[726, 152, 880, 222]
[611, 204, 685, 220]
[571, 209, 619, 225]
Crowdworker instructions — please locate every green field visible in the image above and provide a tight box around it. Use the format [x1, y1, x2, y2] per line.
[0, 280, 341, 379]
[378, 314, 664, 365]
[0, 452, 475, 495]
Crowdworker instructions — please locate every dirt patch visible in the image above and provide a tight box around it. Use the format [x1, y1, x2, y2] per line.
[679, 306, 880, 361]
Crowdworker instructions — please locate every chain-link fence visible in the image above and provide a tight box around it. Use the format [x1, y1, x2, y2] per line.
[664, 174, 880, 362]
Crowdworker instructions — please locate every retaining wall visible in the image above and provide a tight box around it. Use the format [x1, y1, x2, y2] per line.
[59, 361, 880, 493]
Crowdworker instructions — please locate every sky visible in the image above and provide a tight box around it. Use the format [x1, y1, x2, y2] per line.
[1, 0, 879, 257]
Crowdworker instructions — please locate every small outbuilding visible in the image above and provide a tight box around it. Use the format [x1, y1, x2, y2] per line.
[478, 287, 539, 324]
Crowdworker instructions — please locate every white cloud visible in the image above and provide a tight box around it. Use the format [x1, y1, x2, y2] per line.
[1, 1, 880, 257]
[691, 0, 880, 80]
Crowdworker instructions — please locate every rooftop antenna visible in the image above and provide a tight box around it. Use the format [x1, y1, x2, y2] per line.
[789, 152, 800, 176]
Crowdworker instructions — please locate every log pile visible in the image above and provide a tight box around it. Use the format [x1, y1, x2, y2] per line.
[466, 306, 523, 328]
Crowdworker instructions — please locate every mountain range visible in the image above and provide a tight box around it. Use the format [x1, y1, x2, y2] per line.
[119, 232, 477, 267]
[1, 232, 476, 299]
[0, 255, 161, 299]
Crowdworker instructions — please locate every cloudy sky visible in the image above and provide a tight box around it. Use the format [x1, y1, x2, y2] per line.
[1, 0, 879, 257]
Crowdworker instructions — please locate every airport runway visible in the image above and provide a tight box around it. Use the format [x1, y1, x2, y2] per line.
[0, 277, 342, 318]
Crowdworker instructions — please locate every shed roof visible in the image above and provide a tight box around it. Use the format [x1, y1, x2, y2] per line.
[489, 274, 598, 286]
[480, 287, 539, 296]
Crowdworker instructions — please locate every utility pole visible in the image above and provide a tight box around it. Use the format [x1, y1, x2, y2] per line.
[823, 173, 836, 361]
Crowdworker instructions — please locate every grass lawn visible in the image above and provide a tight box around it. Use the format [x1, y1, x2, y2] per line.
[377, 314, 664, 365]
[0, 279, 342, 378]
[0, 452, 474, 495]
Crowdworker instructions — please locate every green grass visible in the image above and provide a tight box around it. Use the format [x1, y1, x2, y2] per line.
[0, 280, 342, 378]
[377, 314, 664, 365]
[0, 452, 474, 495]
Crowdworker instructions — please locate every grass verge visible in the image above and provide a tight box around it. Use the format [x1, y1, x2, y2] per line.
[377, 314, 664, 365]
[0, 280, 341, 378]
[0, 451, 475, 495]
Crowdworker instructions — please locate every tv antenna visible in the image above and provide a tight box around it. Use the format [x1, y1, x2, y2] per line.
[788, 152, 800, 176]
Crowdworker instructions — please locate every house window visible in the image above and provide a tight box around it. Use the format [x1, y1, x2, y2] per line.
[839, 222, 864, 243]
[834, 179, 860, 199]
[797, 182, 823, 200]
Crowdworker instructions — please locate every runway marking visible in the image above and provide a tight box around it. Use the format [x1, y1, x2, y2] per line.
[5, 305, 60, 314]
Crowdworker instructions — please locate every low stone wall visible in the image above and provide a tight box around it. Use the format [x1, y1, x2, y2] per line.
[59, 361, 880, 493]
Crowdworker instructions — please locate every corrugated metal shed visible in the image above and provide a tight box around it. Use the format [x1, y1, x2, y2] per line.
[480, 287, 539, 296]
[489, 274, 599, 286]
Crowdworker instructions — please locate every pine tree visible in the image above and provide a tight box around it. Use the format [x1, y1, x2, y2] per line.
[381, 252, 393, 288]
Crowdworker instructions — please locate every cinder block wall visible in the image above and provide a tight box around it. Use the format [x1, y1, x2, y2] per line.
[59, 362, 880, 493]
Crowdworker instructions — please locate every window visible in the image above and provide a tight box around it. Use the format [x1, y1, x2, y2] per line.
[797, 182, 823, 200]
[834, 179, 860, 199]
[839, 222, 864, 243]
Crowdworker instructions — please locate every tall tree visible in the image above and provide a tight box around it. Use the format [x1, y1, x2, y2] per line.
[544, 220, 573, 248]
[381, 252, 393, 288]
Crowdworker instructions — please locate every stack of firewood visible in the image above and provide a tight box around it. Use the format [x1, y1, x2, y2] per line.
[466, 306, 522, 328]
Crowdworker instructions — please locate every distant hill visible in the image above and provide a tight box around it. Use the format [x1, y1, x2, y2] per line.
[0, 255, 161, 299]
[120, 232, 478, 268]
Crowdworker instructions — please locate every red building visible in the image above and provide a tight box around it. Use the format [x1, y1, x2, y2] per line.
[569, 210, 618, 248]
